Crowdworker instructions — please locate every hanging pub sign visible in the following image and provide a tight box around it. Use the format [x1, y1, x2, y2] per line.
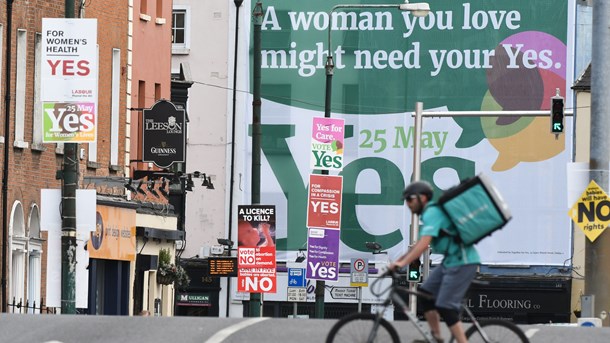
[142, 100, 186, 168]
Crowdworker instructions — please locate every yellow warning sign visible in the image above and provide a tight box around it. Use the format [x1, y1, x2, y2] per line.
[569, 180, 610, 242]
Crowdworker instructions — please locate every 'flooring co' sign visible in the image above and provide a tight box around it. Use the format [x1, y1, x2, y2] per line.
[142, 100, 186, 168]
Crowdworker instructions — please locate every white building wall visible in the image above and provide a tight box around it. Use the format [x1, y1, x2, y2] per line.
[172, 0, 249, 318]
[171, 1, 229, 258]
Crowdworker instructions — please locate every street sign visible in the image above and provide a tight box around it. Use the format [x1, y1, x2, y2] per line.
[287, 287, 307, 302]
[142, 100, 186, 168]
[569, 180, 610, 242]
[208, 257, 237, 277]
[329, 287, 359, 300]
[350, 258, 368, 287]
[288, 268, 306, 287]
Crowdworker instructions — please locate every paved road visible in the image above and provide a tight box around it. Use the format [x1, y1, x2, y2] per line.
[1, 314, 609, 343]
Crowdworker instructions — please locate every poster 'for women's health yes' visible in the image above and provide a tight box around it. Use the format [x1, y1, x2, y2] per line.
[311, 117, 345, 171]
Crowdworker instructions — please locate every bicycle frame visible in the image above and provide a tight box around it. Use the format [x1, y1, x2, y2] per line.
[389, 285, 439, 343]
[348, 272, 521, 343]
[373, 275, 495, 343]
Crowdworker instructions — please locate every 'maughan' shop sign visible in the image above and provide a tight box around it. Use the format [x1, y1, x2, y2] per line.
[142, 100, 186, 168]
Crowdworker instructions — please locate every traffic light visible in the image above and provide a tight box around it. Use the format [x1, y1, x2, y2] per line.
[551, 97, 564, 134]
[408, 259, 421, 282]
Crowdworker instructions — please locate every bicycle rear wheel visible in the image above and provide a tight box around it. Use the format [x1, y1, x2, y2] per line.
[326, 312, 400, 343]
[464, 319, 529, 343]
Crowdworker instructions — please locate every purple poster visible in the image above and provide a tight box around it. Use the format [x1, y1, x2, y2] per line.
[306, 228, 340, 282]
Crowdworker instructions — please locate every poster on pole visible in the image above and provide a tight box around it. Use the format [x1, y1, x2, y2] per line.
[568, 180, 610, 242]
[306, 228, 340, 282]
[311, 117, 345, 171]
[41, 18, 98, 143]
[237, 205, 277, 293]
[307, 174, 343, 229]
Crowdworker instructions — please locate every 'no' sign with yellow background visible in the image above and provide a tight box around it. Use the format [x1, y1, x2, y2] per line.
[569, 180, 610, 242]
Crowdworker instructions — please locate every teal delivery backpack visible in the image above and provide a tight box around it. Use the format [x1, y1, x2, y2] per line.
[438, 173, 511, 245]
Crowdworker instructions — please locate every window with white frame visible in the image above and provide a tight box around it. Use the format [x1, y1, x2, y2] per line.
[15, 29, 28, 148]
[110, 49, 121, 167]
[88, 45, 100, 164]
[33, 33, 43, 150]
[172, 6, 190, 54]
[27, 252, 41, 313]
[10, 248, 25, 310]
[27, 206, 42, 314]
[9, 202, 26, 312]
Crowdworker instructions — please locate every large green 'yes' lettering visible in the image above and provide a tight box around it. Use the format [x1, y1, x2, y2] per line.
[259, 125, 475, 252]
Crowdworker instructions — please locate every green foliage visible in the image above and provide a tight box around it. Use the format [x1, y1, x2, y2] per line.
[159, 248, 172, 266]
[157, 248, 190, 287]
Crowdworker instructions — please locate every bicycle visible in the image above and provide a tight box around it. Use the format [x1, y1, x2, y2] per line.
[326, 270, 529, 343]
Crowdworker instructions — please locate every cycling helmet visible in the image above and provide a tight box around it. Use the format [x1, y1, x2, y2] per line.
[402, 181, 433, 201]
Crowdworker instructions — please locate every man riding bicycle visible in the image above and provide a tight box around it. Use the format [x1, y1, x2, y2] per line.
[389, 181, 480, 343]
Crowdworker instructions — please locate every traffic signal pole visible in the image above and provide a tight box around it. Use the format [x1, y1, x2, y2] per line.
[60, 0, 77, 315]
[409, 103, 424, 315]
[588, 0, 610, 319]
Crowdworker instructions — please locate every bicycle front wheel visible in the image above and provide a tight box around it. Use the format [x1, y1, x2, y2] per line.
[464, 319, 529, 343]
[326, 312, 400, 343]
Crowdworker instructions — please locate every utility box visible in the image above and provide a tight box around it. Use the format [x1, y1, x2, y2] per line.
[581, 295, 595, 318]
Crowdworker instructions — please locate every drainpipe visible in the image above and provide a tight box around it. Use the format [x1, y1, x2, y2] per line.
[1, 0, 14, 313]
[226, 0, 243, 318]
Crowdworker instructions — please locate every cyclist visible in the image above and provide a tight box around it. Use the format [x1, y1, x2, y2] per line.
[389, 181, 480, 343]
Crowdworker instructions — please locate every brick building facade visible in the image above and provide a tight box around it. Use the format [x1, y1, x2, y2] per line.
[0, 0, 178, 316]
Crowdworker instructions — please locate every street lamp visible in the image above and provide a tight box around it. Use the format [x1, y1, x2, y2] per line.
[295, 249, 307, 263]
[317, 0, 431, 319]
[324, 0, 431, 117]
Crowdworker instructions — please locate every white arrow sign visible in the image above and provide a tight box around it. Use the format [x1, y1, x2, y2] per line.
[329, 287, 359, 300]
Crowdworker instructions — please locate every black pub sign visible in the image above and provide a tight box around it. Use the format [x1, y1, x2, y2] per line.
[142, 100, 186, 168]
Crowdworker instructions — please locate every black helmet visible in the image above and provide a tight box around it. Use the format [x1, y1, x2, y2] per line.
[403, 181, 433, 201]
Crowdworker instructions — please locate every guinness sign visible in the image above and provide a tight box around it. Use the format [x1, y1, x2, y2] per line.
[142, 100, 186, 168]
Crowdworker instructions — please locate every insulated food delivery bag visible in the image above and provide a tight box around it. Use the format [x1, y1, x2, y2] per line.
[438, 173, 511, 245]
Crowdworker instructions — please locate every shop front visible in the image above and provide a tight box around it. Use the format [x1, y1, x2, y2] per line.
[87, 202, 137, 315]
[175, 258, 222, 317]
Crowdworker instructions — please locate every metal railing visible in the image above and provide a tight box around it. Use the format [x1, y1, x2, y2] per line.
[6, 297, 56, 314]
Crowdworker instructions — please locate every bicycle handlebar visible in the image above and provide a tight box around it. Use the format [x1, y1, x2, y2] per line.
[371, 268, 435, 300]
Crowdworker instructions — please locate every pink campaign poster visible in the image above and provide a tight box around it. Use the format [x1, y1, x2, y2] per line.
[237, 205, 277, 293]
[310, 117, 345, 171]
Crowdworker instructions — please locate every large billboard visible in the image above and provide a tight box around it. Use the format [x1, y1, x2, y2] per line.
[242, 0, 572, 266]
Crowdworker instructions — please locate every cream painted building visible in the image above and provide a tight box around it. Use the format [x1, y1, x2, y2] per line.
[171, 0, 248, 317]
